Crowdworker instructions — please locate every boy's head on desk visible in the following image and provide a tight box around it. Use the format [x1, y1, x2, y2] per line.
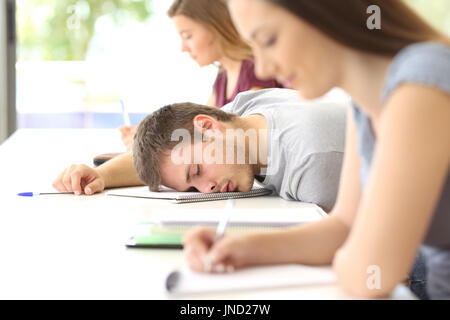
[132, 102, 268, 193]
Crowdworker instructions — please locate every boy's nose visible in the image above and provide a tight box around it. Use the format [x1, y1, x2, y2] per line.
[197, 181, 217, 193]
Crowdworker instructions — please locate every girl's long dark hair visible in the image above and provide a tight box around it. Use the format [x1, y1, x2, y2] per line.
[268, 0, 450, 56]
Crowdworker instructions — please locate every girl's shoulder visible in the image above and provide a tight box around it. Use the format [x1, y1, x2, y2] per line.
[383, 41, 450, 102]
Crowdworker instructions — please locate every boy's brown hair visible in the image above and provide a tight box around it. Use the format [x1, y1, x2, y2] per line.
[132, 102, 236, 191]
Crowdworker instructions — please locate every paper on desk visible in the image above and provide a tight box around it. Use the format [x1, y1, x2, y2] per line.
[165, 264, 336, 295]
[152, 207, 325, 227]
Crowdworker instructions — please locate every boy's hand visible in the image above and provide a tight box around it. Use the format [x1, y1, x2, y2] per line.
[52, 164, 106, 195]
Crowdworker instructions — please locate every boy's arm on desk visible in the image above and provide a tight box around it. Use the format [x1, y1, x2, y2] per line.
[53, 152, 144, 195]
[97, 152, 144, 188]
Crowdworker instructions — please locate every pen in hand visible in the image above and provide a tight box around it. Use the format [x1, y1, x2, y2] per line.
[215, 198, 234, 241]
[205, 199, 235, 273]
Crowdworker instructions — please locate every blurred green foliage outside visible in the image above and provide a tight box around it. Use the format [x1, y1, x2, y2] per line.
[17, 0, 153, 60]
[16, 0, 450, 62]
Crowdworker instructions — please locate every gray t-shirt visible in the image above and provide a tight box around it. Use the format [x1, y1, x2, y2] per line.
[222, 88, 347, 212]
[351, 42, 450, 299]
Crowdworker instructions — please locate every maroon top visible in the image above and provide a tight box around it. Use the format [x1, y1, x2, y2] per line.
[213, 59, 283, 108]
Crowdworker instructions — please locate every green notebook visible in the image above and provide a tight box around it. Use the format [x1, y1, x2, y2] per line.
[126, 233, 184, 249]
[126, 223, 186, 249]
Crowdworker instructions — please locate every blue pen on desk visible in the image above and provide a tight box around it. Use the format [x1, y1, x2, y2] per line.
[120, 99, 131, 127]
[18, 192, 74, 197]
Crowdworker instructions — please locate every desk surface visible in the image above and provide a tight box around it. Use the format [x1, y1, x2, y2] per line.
[0, 129, 415, 299]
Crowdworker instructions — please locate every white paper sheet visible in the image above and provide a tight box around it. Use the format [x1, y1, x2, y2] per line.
[152, 207, 325, 227]
[165, 264, 336, 295]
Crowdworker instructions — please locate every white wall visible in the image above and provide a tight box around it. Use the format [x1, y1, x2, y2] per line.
[0, 0, 15, 143]
[0, 0, 8, 143]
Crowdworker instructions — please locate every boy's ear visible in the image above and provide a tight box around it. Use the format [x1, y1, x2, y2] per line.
[193, 114, 222, 132]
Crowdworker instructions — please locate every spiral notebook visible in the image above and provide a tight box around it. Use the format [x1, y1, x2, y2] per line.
[107, 185, 273, 204]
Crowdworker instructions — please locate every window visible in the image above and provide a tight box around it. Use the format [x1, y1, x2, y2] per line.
[16, 0, 216, 128]
[15, 0, 450, 129]
[407, 0, 450, 35]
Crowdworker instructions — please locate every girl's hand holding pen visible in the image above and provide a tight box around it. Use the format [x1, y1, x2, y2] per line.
[183, 226, 259, 273]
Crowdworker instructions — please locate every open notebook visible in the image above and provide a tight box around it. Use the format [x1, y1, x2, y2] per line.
[165, 264, 336, 295]
[126, 206, 326, 248]
[151, 206, 325, 227]
[107, 185, 272, 204]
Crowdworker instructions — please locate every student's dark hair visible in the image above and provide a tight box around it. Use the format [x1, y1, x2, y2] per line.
[266, 0, 450, 56]
[132, 103, 236, 191]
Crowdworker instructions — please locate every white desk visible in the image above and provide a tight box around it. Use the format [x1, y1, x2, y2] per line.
[0, 129, 415, 299]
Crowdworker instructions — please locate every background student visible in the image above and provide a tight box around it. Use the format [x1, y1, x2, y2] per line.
[120, 0, 282, 150]
[183, 0, 450, 300]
